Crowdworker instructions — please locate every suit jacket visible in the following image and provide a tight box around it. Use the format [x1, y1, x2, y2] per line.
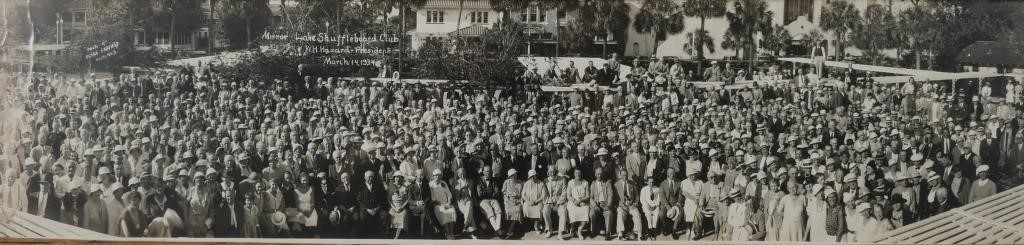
[574, 155, 595, 181]
[29, 190, 61, 220]
[979, 139, 1000, 165]
[659, 178, 683, 207]
[212, 201, 245, 238]
[615, 180, 639, 208]
[356, 184, 388, 211]
[333, 183, 359, 211]
[590, 180, 616, 209]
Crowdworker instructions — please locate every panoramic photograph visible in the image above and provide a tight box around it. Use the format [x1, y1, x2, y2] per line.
[0, 0, 1022, 244]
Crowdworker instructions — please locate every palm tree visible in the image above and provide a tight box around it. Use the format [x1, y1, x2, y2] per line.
[760, 25, 790, 57]
[580, 0, 629, 58]
[633, 0, 685, 57]
[897, 4, 935, 69]
[682, 0, 726, 63]
[852, 3, 897, 65]
[725, 0, 772, 71]
[821, 0, 861, 61]
[541, 0, 579, 57]
[683, 29, 715, 58]
[489, 0, 529, 23]
[804, 28, 825, 52]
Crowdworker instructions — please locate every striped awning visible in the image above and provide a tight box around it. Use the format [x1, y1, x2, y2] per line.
[422, 0, 491, 9]
[448, 25, 489, 37]
[873, 184, 1024, 244]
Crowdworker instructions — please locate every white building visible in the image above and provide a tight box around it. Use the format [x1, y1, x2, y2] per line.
[411, 0, 499, 50]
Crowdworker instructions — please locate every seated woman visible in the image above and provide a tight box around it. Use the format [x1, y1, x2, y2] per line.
[565, 169, 591, 240]
[429, 169, 458, 240]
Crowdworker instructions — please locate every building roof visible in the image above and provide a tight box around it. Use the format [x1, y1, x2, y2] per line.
[872, 184, 1024, 244]
[448, 25, 489, 37]
[422, 0, 492, 9]
[957, 41, 1024, 66]
[0, 209, 113, 240]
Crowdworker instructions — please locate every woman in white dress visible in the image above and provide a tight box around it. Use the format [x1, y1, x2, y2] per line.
[727, 194, 748, 241]
[429, 169, 458, 240]
[565, 169, 590, 240]
[806, 184, 828, 242]
[294, 175, 318, 237]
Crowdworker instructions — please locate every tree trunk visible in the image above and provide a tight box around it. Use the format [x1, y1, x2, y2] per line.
[246, 17, 251, 49]
[400, 0, 405, 73]
[835, 37, 842, 61]
[170, 16, 176, 53]
[602, 21, 608, 58]
[555, 13, 559, 57]
[455, 0, 464, 35]
[696, 17, 706, 79]
[208, 0, 215, 53]
[697, 17, 706, 60]
[914, 49, 921, 69]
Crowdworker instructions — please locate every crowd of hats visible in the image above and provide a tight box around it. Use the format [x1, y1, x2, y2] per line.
[4, 68, 1021, 240]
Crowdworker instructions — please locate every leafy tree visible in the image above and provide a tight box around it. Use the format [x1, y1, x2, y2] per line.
[633, 0, 685, 56]
[725, 0, 772, 71]
[559, 18, 592, 55]
[415, 20, 526, 84]
[681, 0, 726, 62]
[489, 0, 530, 22]
[153, 0, 205, 52]
[721, 30, 741, 58]
[578, 0, 630, 58]
[804, 28, 825, 52]
[221, 0, 272, 49]
[851, 4, 896, 65]
[896, 4, 936, 69]
[541, 0, 580, 57]
[820, 0, 860, 61]
[760, 25, 790, 57]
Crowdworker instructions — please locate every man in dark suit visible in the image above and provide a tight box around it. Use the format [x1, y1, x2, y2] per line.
[574, 145, 595, 181]
[30, 175, 61, 220]
[582, 61, 599, 83]
[356, 170, 389, 238]
[512, 144, 532, 181]
[959, 149, 979, 180]
[313, 172, 337, 237]
[332, 172, 359, 237]
[212, 189, 244, 238]
[979, 135, 1000, 168]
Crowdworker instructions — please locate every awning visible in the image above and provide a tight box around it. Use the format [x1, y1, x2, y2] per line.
[778, 57, 958, 77]
[422, 0, 491, 9]
[448, 25, 489, 37]
[957, 41, 1024, 66]
[869, 72, 1006, 84]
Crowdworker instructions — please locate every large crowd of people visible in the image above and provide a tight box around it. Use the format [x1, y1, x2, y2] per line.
[0, 55, 1021, 242]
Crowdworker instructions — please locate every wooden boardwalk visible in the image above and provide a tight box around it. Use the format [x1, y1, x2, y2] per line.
[872, 184, 1024, 244]
[0, 209, 112, 241]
